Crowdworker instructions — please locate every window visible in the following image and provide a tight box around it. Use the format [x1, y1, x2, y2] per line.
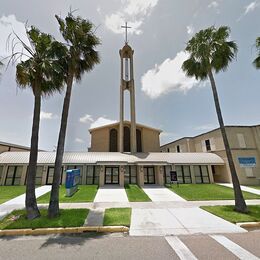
[205, 140, 211, 151]
[124, 166, 137, 184]
[194, 165, 210, 183]
[136, 129, 142, 152]
[124, 126, 131, 152]
[35, 166, 43, 185]
[176, 145, 180, 153]
[5, 166, 23, 186]
[245, 168, 254, 178]
[46, 167, 63, 185]
[164, 165, 171, 184]
[109, 129, 118, 152]
[0, 166, 3, 182]
[237, 134, 246, 148]
[167, 148, 170, 153]
[85, 166, 96, 184]
[176, 165, 192, 184]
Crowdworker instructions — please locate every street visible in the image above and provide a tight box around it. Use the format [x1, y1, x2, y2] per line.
[1, 231, 260, 260]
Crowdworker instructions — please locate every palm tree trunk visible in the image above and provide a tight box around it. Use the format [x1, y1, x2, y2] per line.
[48, 74, 73, 218]
[208, 69, 248, 213]
[26, 88, 41, 219]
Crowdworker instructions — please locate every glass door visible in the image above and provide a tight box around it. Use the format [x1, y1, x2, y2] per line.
[105, 167, 119, 184]
[144, 167, 155, 184]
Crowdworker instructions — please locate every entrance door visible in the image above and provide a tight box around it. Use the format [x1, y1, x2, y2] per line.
[144, 167, 155, 184]
[105, 167, 119, 184]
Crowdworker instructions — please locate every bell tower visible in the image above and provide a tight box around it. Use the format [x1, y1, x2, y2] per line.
[119, 22, 137, 153]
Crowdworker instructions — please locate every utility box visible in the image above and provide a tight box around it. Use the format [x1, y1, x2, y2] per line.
[65, 169, 80, 197]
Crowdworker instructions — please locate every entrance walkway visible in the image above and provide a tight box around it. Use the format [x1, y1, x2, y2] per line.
[218, 183, 260, 196]
[130, 207, 246, 236]
[0, 185, 51, 220]
[142, 185, 186, 202]
[94, 186, 128, 203]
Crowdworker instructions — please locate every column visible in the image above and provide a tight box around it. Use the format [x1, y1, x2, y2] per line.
[137, 165, 144, 187]
[82, 165, 87, 184]
[42, 166, 48, 185]
[157, 166, 164, 186]
[99, 165, 105, 187]
[20, 165, 27, 185]
[1, 165, 8, 185]
[119, 165, 125, 187]
[208, 165, 214, 183]
[190, 165, 196, 184]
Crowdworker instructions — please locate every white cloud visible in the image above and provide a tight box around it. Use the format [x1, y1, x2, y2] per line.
[75, 138, 85, 143]
[104, 0, 159, 35]
[90, 117, 117, 129]
[79, 114, 94, 123]
[244, 1, 259, 14]
[208, 1, 219, 8]
[186, 25, 194, 36]
[141, 51, 199, 99]
[0, 14, 29, 60]
[40, 111, 57, 120]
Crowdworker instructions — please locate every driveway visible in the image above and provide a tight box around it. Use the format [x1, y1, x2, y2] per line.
[130, 207, 246, 236]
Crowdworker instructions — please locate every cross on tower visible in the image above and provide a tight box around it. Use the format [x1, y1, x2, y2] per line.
[121, 22, 131, 44]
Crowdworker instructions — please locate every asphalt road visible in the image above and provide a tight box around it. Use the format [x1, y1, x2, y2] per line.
[0, 231, 260, 260]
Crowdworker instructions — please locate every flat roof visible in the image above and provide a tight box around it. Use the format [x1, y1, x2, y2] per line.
[0, 152, 224, 165]
[160, 124, 260, 148]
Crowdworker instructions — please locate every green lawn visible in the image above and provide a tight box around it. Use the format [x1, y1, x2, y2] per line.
[125, 184, 151, 202]
[0, 209, 89, 230]
[37, 185, 98, 203]
[248, 186, 260, 190]
[103, 208, 132, 227]
[0, 186, 26, 204]
[201, 205, 260, 223]
[166, 184, 260, 201]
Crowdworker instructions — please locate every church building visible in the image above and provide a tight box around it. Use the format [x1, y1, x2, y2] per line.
[0, 31, 224, 187]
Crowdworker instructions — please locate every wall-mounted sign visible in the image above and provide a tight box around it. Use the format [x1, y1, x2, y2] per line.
[238, 157, 256, 168]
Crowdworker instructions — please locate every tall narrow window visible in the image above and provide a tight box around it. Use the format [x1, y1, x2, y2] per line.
[205, 139, 211, 151]
[124, 126, 131, 152]
[176, 145, 180, 153]
[136, 129, 142, 152]
[109, 128, 118, 152]
[123, 58, 130, 82]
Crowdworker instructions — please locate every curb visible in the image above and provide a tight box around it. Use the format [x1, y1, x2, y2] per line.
[237, 222, 260, 229]
[0, 226, 129, 237]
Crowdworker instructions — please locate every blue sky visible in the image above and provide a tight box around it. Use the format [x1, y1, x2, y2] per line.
[0, 0, 259, 151]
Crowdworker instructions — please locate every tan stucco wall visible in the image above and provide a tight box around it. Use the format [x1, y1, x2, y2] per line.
[90, 123, 160, 152]
[160, 126, 260, 185]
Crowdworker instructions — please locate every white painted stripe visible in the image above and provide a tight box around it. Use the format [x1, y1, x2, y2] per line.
[165, 236, 198, 260]
[211, 235, 259, 260]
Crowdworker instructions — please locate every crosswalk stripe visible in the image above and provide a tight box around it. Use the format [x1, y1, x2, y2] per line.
[165, 236, 198, 260]
[211, 235, 259, 260]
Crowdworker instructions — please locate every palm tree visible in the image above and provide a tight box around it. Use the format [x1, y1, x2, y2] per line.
[13, 27, 65, 219]
[253, 37, 260, 69]
[48, 13, 100, 218]
[182, 26, 248, 213]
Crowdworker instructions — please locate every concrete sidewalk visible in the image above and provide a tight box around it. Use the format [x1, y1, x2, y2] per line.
[0, 186, 51, 220]
[94, 186, 129, 203]
[142, 186, 186, 202]
[218, 183, 260, 196]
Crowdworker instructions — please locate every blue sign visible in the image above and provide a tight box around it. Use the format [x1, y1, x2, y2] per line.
[65, 169, 80, 197]
[238, 157, 256, 168]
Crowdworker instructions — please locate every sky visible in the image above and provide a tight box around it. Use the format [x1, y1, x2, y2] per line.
[0, 0, 259, 151]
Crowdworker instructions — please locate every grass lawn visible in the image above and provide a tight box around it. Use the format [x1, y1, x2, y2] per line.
[0, 186, 26, 204]
[166, 184, 260, 201]
[125, 184, 151, 202]
[201, 205, 260, 223]
[37, 185, 98, 203]
[103, 208, 132, 227]
[248, 186, 260, 190]
[0, 209, 89, 230]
